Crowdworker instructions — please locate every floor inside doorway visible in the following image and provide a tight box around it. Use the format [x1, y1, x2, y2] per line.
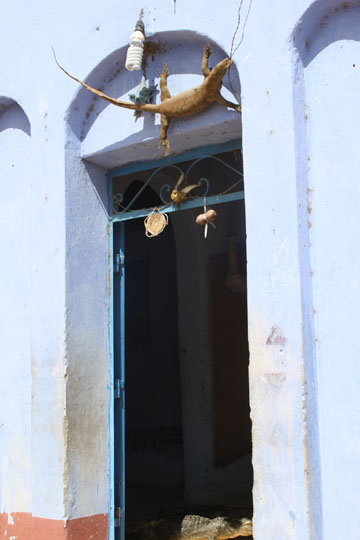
[125, 500, 253, 540]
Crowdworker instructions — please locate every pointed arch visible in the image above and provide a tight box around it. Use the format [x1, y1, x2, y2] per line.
[0, 97, 30, 136]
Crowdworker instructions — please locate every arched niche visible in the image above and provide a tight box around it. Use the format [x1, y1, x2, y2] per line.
[293, 3, 360, 539]
[294, 0, 360, 66]
[0, 97, 30, 136]
[66, 30, 241, 168]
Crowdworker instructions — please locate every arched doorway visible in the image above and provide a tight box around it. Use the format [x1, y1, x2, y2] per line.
[64, 29, 246, 540]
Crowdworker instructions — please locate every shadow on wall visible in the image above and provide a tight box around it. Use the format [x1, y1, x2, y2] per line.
[0, 97, 31, 136]
[294, 0, 360, 66]
[65, 30, 241, 143]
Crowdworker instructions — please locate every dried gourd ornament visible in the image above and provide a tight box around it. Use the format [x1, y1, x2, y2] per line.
[144, 208, 169, 238]
[195, 199, 217, 238]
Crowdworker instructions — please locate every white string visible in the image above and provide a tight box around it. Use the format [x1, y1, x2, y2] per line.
[204, 199, 208, 239]
[203, 197, 216, 239]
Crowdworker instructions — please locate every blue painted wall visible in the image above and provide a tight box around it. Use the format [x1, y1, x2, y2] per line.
[1, 1, 360, 539]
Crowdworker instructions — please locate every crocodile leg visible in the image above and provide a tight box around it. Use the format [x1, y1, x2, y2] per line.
[215, 92, 241, 113]
[160, 62, 172, 101]
[160, 113, 170, 155]
[159, 62, 171, 155]
[202, 43, 212, 78]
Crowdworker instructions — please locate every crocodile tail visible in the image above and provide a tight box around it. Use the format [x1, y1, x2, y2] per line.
[52, 48, 158, 112]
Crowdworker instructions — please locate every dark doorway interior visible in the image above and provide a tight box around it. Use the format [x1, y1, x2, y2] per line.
[113, 149, 253, 535]
[122, 183, 184, 522]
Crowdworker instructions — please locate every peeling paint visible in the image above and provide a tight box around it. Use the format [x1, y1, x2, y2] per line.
[266, 325, 287, 347]
[265, 371, 287, 390]
[248, 317, 308, 538]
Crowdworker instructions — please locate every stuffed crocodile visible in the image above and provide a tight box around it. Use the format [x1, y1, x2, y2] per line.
[53, 44, 240, 155]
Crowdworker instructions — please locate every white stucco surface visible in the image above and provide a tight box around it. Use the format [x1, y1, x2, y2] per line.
[1, 1, 360, 539]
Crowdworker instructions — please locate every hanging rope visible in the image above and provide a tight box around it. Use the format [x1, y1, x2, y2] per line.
[228, 0, 254, 106]
[230, 0, 245, 59]
[230, 0, 253, 59]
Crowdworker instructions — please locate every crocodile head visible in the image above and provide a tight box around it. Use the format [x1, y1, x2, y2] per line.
[206, 57, 233, 94]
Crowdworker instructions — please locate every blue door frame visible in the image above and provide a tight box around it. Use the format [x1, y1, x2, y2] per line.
[107, 139, 243, 540]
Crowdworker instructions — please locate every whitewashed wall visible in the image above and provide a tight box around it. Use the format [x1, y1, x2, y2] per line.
[1, 1, 360, 539]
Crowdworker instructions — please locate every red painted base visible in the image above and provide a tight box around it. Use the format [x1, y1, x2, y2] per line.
[0, 512, 108, 540]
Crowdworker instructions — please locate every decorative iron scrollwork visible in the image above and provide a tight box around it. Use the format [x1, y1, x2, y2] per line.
[111, 155, 243, 216]
[112, 193, 124, 214]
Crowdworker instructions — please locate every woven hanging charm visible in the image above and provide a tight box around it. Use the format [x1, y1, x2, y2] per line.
[144, 208, 169, 238]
